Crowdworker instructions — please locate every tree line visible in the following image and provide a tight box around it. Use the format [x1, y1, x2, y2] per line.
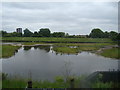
[0, 28, 120, 40]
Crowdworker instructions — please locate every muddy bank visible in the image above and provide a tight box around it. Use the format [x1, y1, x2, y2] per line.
[96, 45, 119, 54]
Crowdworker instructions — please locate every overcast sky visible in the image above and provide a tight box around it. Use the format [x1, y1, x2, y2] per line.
[1, 2, 118, 35]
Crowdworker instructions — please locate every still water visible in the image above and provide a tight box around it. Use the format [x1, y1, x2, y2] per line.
[2, 45, 119, 81]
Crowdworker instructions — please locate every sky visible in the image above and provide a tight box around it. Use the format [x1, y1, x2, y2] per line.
[1, 1, 118, 35]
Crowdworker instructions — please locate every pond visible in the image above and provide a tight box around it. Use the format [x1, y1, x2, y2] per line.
[2, 45, 119, 81]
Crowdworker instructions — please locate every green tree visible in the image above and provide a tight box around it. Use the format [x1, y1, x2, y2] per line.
[0, 30, 7, 37]
[103, 31, 109, 38]
[52, 32, 65, 37]
[109, 31, 118, 40]
[23, 28, 33, 37]
[39, 28, 51, 37]
[11, 32, 22, 37]
[32, 31, 39, 37]
[89, 28, 105, 38]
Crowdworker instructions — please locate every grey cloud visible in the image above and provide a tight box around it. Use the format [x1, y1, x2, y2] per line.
[2, 2, 118, 34]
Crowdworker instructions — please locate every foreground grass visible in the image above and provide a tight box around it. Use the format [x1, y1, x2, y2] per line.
[2, 37, 114, 43]
[91, 82, 120, 88]
[2, 75, 82, 88]
[99, 47, 120, 59]
[0, 45, 21, 58]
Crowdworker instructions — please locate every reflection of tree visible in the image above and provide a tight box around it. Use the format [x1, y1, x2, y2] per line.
[37, 45, 50, 52]
[23, 45, 50, 52]
[34, 46, 38, 49]
[24, 46, 32, 51]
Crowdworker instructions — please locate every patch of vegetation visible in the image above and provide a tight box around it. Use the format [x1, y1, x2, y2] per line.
[22, 42, 46, 45]
[52, 47, 80, 54]
[99, 47, 120, 59]
[0, 45, 21, 58]
[2, 73, 83, 88]
[54, 43, 115, 47]
[78, 46, 99, 51]
[91, 82, 120, 88]
[2, 37, 113, 43]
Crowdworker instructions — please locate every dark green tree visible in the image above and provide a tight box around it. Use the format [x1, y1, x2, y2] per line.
[89, 28, 105, 38]
[103, 31, 110, 38]
[0, 30, 7, 37]
[11, 32, 22, 37]
[52, 32, 65, 37]
[38, 28, 51, 37]
[109, 31, 118, 40]
[32, 31, 39, 37]
[23, 28, 33, 37]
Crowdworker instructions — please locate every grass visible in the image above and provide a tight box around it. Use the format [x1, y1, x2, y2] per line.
[0, 45, 21, 58]
[54, 43, 115, 47]
[91, 82, 120, 88]
[78, 46, 99, 51]
[2, 37, 114, 43]
[2, 73, 83, 88]
[22, 42, 47, 45]
[99, 47, 120, 59]
[52, 46, 80, 54]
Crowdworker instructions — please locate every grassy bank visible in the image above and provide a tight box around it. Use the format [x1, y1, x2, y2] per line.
[2, 37, 114, 43]
[0, 45, 21, 58]
[99, 47, 120, 59]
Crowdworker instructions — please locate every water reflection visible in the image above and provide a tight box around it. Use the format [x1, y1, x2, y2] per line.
[37, 45, 50, 52]
[2, 46, 119, 81]
[24, 46, 32, 51]
[23, 45, 51, 52]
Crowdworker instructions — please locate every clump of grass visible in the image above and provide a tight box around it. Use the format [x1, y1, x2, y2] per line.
[78, 46, 99, 51]
[22, 42, 46, 45]
[99, 47, 120, 59]
[54, 43, 115, 47]
[52, 46, 80, 54]
[0, 45, 21, 58]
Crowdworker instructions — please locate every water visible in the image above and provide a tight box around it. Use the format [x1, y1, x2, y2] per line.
[2, 45, 119, 81]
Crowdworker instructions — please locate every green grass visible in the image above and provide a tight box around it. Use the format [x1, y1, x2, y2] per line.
[22, 42, 47, 45]
[52, 47, 80, 54]
[2, 37, 114, 43]
[91, 82, 120, 88]
[0, 45, 21, 58]
[99, 47, 120, 59]
[54, 43, 115, 47]
[2, 75, 82, 88]
[2, 78, 27, 88]
[78, 46, 99, 51]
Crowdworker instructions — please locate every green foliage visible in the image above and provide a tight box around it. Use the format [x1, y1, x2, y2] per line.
[24, 28, 33, 37]
[0, 31, 7, 37]
[39, 28, 51, 37]
[89, 28, 105, 38]
[109, 31, 118, 40]
[99, 47, 120, 59]
[89, 28, 119, 40]
[2, 37, 113, 43]
[52, 32, 65, 37]
[1, 45, 21, 58]
[2, 75, 83, 88]
[2, 73, 8, 80]
[52, 46, 79, 54]
[92, 82, 114, 88]
[32, 31, 39, 37]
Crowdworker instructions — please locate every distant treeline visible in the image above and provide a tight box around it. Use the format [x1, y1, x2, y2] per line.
[0, 28, 120, 40]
